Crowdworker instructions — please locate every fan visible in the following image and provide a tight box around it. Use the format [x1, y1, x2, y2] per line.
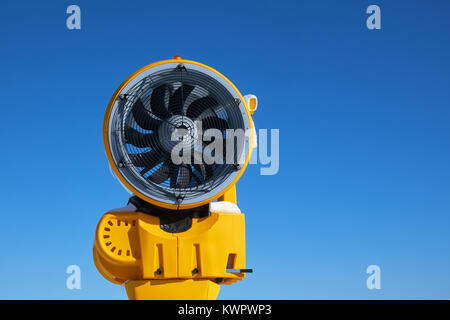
[95, 57, 258, 300]
[124, 84, 227, 188]
[105, 59, 253, 209]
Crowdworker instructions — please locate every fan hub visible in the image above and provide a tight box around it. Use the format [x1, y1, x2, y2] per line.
[157, 115, 199, 154]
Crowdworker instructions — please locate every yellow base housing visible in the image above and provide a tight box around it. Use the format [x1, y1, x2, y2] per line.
[125, 279, 220, 300]
[93, 205, 246, 300]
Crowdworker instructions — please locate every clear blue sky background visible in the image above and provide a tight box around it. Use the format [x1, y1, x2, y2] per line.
[1, 0, 449, 299]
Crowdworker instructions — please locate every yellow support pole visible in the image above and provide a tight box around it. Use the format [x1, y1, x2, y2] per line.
[218, 185, 237, 204]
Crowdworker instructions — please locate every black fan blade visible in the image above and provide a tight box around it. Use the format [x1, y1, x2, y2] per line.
[124, 126, 157, 148]
[169, 84, 194, 115]
[186, 96, 218, 119]
[193, 163, 213, 181]
[148, 162, 169, 184]
[202, 116, 228, 131]
[178, 165, 191, 188]
[129, 149, 162, 168]
[192, 151, 214, 181]
[204, 164, 213, 181]
[150, 84, 171, 119]
[169, 164, 180, 188]
[132, 99, 161, 131]
[190, 164, 202, 185]
[192, 163, 206, 180]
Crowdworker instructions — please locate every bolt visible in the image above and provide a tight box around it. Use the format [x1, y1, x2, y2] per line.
[176, 64, 187, 71]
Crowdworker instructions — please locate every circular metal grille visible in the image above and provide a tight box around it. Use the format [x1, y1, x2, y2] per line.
[107, 62, 251, 206]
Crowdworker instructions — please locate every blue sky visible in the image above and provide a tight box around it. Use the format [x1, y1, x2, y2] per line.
[1, 0, 449, 299]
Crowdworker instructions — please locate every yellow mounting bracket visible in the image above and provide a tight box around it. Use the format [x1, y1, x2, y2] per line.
[93, 195, 246, 300]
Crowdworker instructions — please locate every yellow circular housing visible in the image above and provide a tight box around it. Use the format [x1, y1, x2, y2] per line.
[103, 59, 254, 210]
